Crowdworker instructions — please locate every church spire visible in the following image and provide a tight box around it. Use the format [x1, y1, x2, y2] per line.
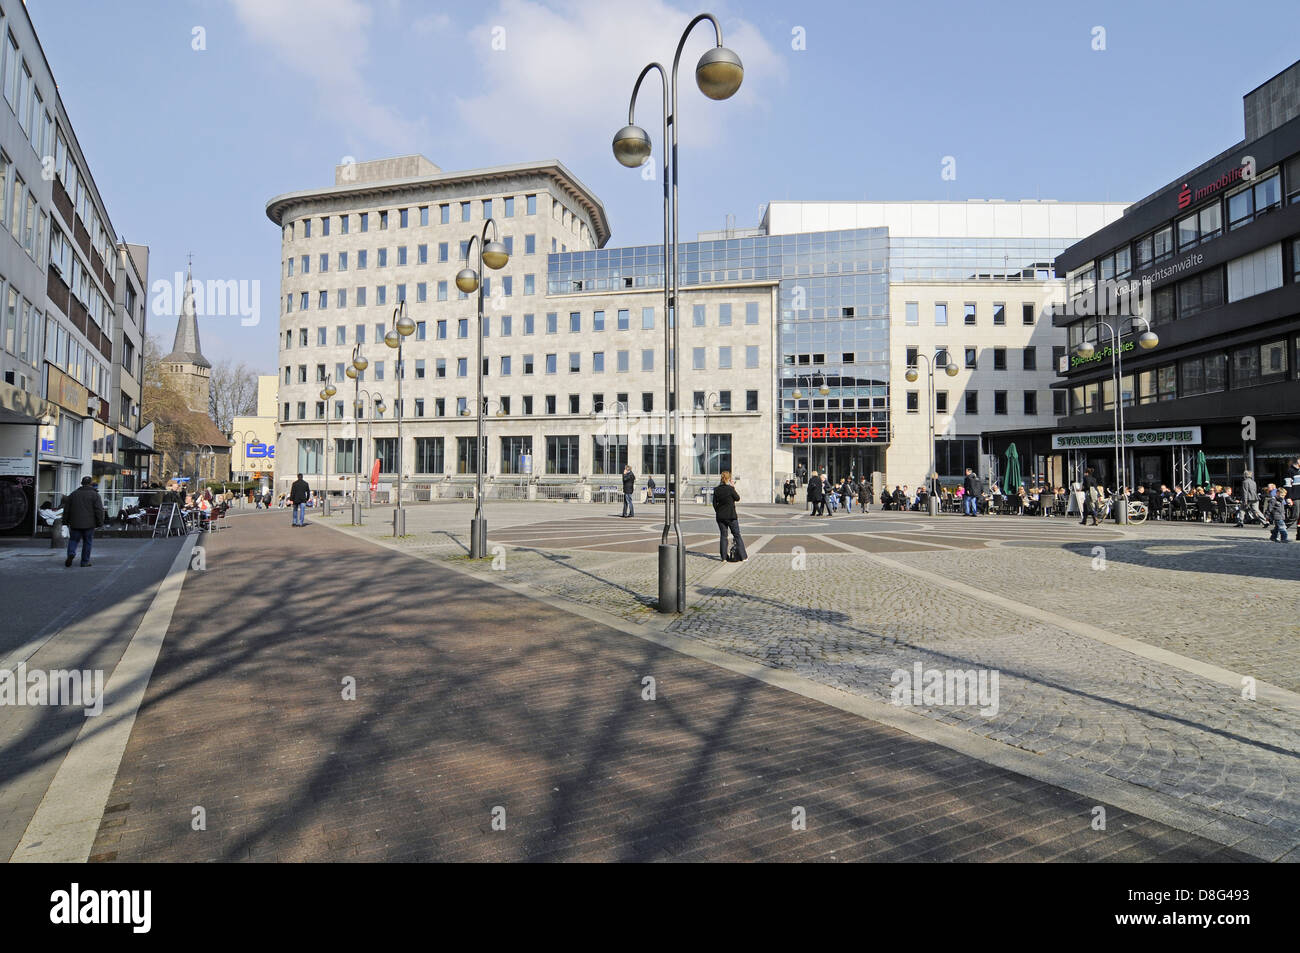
[164, 262, 210, 369]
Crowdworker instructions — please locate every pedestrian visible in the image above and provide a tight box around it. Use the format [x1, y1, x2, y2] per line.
[646, 474, 657, 505]
[1238, 469, 1264, 527]
[857, 477, 871, 514]
[842, 478, 853, 513]
[807, 468, 825, 516]
[893, 484, 906, 512]
[962, 468, 981, 517]
[1080, 467, 1099, 526]
[1267, 487, 1289, 542]
[62, 475, 105, 567]
[289, 473, 311, 527]
[712, 470, 747, 562]
[621, 464, 636, 518]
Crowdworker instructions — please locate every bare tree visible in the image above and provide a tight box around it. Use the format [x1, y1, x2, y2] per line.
[208, 359, 259, 433]
[141, 333, 206, 477]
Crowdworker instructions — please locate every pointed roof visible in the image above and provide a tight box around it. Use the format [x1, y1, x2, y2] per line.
[164, 265, 210, 368]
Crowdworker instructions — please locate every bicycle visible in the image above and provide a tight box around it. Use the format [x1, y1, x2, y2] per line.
[1093, 497, 1147, 524]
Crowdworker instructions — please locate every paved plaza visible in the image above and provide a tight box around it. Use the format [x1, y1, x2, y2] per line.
[2, 501, 1296, 862]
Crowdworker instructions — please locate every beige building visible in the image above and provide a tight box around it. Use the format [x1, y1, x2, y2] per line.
[230, 373, 278, 487]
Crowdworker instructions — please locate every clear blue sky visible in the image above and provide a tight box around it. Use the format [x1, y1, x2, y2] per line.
[26, 0, 1300, 372]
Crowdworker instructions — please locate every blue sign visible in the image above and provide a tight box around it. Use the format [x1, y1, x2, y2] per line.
[40, 438, 55, 453]
[245, 443, 275, 459]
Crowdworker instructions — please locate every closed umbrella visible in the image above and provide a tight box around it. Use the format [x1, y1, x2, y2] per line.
[1003, 443, 1023, 496]
[1194, 450, 1210, 489]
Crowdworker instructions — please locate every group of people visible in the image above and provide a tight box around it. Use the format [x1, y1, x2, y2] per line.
[804, 470, 872, 516]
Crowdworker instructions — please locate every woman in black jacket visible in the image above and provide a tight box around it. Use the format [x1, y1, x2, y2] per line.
[712, 471, 747, 561]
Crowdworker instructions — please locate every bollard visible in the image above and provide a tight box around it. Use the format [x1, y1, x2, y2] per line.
[658, 543, 679, 613]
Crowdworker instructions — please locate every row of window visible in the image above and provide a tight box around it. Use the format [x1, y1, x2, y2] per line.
[1068, 334, 1300, 414]
[284, 234, 541, 277]
[1070, 154, 1300, 296]
[287, 196, 540, 241]
[905, 344, 1066, 372]
[287, 342, 763, 386]
[297, 432, 727, 478]
[903, 301, 1040, 327]
[1067, 238, 1300, 349]
[284, 389, 761, 421]
[282, 303, 754, 344]
[905, 389, 1064, 417]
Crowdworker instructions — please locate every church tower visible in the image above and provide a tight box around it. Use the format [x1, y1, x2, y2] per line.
[161, 264, 211, 413]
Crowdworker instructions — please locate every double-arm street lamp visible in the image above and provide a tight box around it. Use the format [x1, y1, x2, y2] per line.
[455, 219, 510, 558]
[612, 12, 743, 613]
[344, 343, 370, 524]
[1073, 317, 1158, 524]
[384, 300, 416, 535]
[229, 428, 261, 486]
[352, 387, 386, 514]
[905, 352, 959, 516]
[590, 399, 630, 500]
[318, 374, 337, 514]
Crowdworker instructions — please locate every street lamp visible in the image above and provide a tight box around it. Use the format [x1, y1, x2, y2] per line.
[905, 351, 959, 516]
[345, 344, 369, 524]
[196, 443, 214, 491]
[353, 388, 384, 510]
[1073, 317, 1158, 523]
[384, 300, 416, 535]
[229, 428, 261, 488]
[590, 400, 629, 500]
[318, 375, 337, 514]
[698, 390, 723, 491]
[456, 219, 510, 558]
[613, 11, 743, 614]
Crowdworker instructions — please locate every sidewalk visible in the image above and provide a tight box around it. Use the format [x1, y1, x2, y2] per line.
[69, 511, 1261, 862]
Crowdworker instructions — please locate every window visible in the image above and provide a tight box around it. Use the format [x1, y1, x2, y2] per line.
[545, 353, 557, 374]
[593, 351, 605, 372]
[498, 435, 532, 475]
[642, 307, 655, 329]
[415, 437, 444, 473]
[1022, 347, 1037, 371]
[456, 437, 479, 474]
[1231, 339, 1288, 388]
[934, 438, 979, 477]
[992, 302, 1005, 326]
[1053, 391, 1067, 416]
[1228, 172, 1281, 230]
[993, 391, 1007, 415]
[458, 318, 469, 338]
[1023, 391, 1037, 415]
[993, 348, 1006, 371]
[569, 311, 581, 333]
[570, 351, 581, 373]
[964, 391, 978, 414]
[379, 210, 389, 230]
[1178, 203, 1223, 249]
[905, 302, 918, 326]
[1022, 303, 1035, 326]
[358, 250, 367, 269]
[592, 310, 605, 331]
[745, 302, 759, 325]
[616, 350, 629, 372]
[359, 212, 369, 232]
[745, 345, 759, 369]
[545, 436, 580, 474]
[617, 309, 630, 331]
[641, 348, 653, 372]
[439, 204, 449, 225]
[1226, 244, 1284, 302]
[502, 315, 512, 336]
[457, 357, 467, 377]
[906, 391, 919, 413]
[964, 347, 977, 369]
[460, 202, 471, 223]
[376, 286, 387, 305]
[641, 392, 654, 413]
[718, 304, 731, 326]
[935, 391, 949, 414]
[336, 326, 346, 345]
[544, 395, 557, 415]
[1180, 352, 1227, 396]
[1176, 268, 1224, 318]
[963, 303, 976, 325]
[526, 194, 537, 215]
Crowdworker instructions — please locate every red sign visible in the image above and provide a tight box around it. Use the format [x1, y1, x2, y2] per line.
[1178, 162, 1247, 210]
[788, 423, 881, 442]
[369, 459, 381, 492]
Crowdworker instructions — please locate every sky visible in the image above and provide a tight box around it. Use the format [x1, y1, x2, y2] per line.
[24, 0, 1300, 373]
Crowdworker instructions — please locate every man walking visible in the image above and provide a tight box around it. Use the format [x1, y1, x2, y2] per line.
[63, 476, 105, 567]
[712, 470, 747, 562]
[621, 464, 636, 518]
[807, 468, 824, 516]
[1238, 469, 1264, 527]
[962, 468, 980, 517]
[290, 473, 311, 527]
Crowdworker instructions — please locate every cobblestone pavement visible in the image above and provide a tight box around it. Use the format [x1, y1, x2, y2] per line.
[316, 502, 1300, 841]
[86, 514, 1251, 861]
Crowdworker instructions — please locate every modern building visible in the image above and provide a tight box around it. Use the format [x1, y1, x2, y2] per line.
[267, 157, 1125, 502]
[1053, 60, 1300, 492]
[108, 241, 155, 491]
[0, 1, 142, 533]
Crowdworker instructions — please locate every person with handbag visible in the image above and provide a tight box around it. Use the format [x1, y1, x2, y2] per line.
[712, 470, 747, 562]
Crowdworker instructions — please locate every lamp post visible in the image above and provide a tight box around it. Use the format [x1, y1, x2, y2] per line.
[344, 344, 369, 524]
[590, 399, 629, 501]
[613, 12, 743, 613]
[383, 300, 416, 536]
[905, 351, 959, 516]
[455, 219, 510, 558]
[353, 388, 385, 511]
[790, 374, 829, 509]
[460, 399, 508, 495]
[196, 443, 214, 490]
[229, 428, 260, 485]
[1073, 317, 1158, 524]
[318, 374, 337, 514]
[699, 390, 722, 491]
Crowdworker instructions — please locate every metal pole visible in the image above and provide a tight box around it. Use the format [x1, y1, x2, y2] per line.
[395, 333, 404, 536]
[322, 382, 331, 516]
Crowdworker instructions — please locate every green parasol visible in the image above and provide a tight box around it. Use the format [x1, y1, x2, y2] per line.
[1003, 443, 1022, 495]
[1194, 450, 1210, 488]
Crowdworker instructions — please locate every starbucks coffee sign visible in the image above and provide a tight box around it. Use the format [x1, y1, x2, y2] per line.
[1052, 427, 1201, 450]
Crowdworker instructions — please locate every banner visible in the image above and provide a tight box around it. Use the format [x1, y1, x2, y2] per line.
[369, 459, 381, 494]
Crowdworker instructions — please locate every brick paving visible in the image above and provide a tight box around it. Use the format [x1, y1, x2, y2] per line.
[87, 512, 1251, 861]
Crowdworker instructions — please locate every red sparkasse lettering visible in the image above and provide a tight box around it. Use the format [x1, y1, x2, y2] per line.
[868, 426, 879, 439]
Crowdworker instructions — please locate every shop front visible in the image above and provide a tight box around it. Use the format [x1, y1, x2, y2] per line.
[1051, 426, 1203, 491]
